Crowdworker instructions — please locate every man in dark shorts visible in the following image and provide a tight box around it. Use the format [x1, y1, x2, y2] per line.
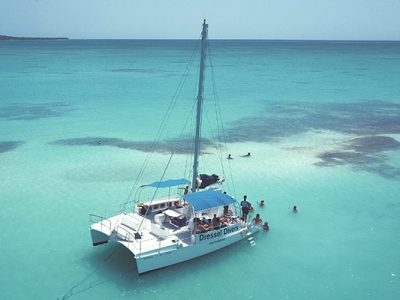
[240, 195, 250, 221]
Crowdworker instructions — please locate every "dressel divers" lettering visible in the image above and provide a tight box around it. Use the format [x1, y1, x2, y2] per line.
[198, 225, 240, 242]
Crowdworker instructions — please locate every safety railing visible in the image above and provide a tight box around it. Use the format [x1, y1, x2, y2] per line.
[89, 214, 112, 232]
[114, 225, 138, 246]
[114, 225, 182, 256]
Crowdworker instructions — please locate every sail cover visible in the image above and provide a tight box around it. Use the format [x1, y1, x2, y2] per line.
[183, 190, 236, 212]
[198, 174, 221, 189]
[141, 178, 190, 188]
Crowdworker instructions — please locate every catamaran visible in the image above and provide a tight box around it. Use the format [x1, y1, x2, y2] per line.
[89, 20, 260, 274]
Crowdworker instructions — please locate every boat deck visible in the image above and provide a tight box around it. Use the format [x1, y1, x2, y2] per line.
[90, 211, 192, 257]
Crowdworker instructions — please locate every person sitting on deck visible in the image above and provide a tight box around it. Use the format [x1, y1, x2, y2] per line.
[223, 205, 229, 215]
[174, 201, 183, 208]
[196, 223, 208, 233]
[202, 219, 213, 232]
[252, 213, 263, 225]
[212, 214, 221, 229]
[219, 216, 230, 227]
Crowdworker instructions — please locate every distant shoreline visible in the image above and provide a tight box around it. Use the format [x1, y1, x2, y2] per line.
[0, 34, 68, 40]
[0, 35, 398, 42]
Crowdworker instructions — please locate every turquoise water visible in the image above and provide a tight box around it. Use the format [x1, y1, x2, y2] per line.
[1, 40, 400, 299]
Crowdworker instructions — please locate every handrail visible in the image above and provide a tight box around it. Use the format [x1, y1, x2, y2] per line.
[114, 225, 137, 249]
[89, 214, 112, 232]
[113, 195, 181, 210]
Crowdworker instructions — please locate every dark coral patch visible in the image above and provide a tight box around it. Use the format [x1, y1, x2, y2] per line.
[223, 101, 400, 143]
[51, 136, 215, 154]
[315, 135, 400, 179]
[0, 102, 71, 121]
[111, 68, 172, 74]
[344, 136, 400, 153]
[315, 151, 384, 167]
[0, 141, 24, 153]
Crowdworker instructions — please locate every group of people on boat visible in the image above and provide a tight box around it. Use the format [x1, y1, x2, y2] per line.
[181, 183, 296, 235]
[194, 214, 236, 234]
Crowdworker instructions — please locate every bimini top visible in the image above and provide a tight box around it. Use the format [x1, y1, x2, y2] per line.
[141, 178, 190, 189]
[183, 190, 236, 212]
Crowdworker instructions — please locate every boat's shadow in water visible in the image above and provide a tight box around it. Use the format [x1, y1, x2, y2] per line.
[73, 239, 251, 297]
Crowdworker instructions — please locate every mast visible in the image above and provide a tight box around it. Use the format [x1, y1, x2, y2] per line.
[191, 19, 208, 192]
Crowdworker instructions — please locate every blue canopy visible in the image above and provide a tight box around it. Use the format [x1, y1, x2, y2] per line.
[183, 190, 236, 212]
[141, 178, 190, 189]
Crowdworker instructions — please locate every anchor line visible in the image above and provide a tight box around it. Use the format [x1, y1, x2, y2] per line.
[59, 247, 117, 300]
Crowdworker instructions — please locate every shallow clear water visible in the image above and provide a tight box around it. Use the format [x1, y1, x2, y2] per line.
[1, 39, 400, 299]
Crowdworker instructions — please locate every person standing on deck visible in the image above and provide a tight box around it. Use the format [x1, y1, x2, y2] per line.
[183, 185, 189, 195]
[240, 195, 250, 222]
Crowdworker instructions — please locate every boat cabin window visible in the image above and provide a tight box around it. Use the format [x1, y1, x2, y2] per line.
[138, 201, 179, 215]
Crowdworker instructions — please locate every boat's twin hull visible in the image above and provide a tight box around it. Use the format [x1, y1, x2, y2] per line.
[90, 229, 109, 246]
[135, 228, 257, 273]
[91, 224, 258, 274]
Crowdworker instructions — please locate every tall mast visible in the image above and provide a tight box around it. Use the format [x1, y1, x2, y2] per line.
[191, 19, 208, 192]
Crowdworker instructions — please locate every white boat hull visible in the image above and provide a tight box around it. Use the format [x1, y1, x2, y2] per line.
[90, 213, 260, 274]
[91, 229, 109, 246]
[135, 227, 257, 273]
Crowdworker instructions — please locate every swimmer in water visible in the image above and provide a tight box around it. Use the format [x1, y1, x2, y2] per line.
[227, 154, 233, 159]
[293, 205, 298, 213]
[263, 221, 269, 231]
[258, 200, 265, 207]
[252, 213, 263, 224]
[242, 152, 251, 157]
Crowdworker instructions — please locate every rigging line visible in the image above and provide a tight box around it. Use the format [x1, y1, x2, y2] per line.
[208, 45, 237, 198]
[129, 39, 200, 184]
[137, 151, 175, 230]
[120, 38, 201, 213]
[132, 38, 200, 178]
[185, 64, 201, 181]
[183, 99, 197, 180]
[59, 247, 117, 300]
[202, 102, 219, 171]
[112, 77, 198, 210]
[127, 47, 194, 193]
[137, 93, 199, 231]
[205, 85, 226, 177]
[206, 46, 227, 176]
